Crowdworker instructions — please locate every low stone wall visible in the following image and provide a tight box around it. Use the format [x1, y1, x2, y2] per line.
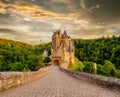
[61, 68, 120, 91]
[0, 66, 52, 91]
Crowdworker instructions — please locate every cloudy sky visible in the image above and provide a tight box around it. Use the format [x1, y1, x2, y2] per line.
[0, 0, 120, 44]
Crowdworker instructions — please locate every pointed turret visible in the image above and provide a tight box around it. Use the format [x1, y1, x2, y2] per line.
[55, 31, 59, 37]
[51, 30, 74, 69]
[68, 38, 73, 52]
[62, 40, 67, 48]
[62, 30, 68, 38]
[58, 30, 62, 37]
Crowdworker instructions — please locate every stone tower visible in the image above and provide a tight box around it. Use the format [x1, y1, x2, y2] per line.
[51, 30, 74, 69]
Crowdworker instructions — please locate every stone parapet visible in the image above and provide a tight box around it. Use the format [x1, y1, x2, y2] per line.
[0, 66, 52, 91]
[61, 68, 120, 91]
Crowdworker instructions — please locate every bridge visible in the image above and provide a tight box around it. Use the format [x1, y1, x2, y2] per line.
[0, 66, 119, 97]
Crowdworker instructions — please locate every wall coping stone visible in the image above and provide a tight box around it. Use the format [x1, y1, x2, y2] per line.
[0, 66, 53, 92]
[60, 68, 120, 91]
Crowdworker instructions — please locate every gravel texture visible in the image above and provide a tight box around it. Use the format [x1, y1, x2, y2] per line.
[0, 66, 119, 97]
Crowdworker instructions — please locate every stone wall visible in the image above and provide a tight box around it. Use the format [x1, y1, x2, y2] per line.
[61, 68, 120, 91]
[0, 66, 52, 91]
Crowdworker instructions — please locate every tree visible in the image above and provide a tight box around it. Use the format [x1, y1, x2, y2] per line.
[103, 60, 116, 77]
[23, 67, 31, 72]
[8, 62, 24, 71]
[115, 70, 120, 78]
[0, 38, 49, 71]
[43, 56, 51, 63]
[27, 55, 43, 71]
[83, 61, 95, 74]
[73, 36, 120, 69]
[72, 59, 84, 72]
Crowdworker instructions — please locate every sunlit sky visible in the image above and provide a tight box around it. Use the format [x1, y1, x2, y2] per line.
[0, 0, 120, 44]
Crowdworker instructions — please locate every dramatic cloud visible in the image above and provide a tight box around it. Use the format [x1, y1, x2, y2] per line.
[0, 0, 120, 44]
[0, 2, 7, 14]
[0, 1, 79, 20]
[51, 0, 70, 3]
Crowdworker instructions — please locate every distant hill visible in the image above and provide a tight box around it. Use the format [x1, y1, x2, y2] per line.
[0, 38, 33, 48]
[0, 38, 51, 71]
[0, 37, 120, 74]
[73, 36, 120, 69]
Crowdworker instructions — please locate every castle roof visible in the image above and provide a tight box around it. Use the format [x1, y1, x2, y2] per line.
[62, 40, 67, 48]
[62, 30, 68, 38]
[68, 39, 73, 52]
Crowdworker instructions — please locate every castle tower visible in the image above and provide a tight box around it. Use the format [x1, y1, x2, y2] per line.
[51, 30, 75, 69]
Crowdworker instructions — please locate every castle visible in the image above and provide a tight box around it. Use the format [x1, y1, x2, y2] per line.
[51, 30, 75, 69]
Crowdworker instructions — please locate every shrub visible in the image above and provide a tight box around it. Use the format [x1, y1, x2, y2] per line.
[115, 70, 120, 78]
[43, 56, 51, 63]
[72, 59, 84, 72]
[23, 67, 31, 72]
[83, 61, 96, 74]
[103, 60, 116, 77]
[8, 62, 24, 71]
[97, 64, 105, 75]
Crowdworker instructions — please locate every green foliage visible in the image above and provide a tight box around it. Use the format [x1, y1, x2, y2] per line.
[115, 70, 120, 78]
[27, 55, 44, 71]
[73, 37, 120, 78]
[23, 67, 31, 72]
[43, 56, 51, 63]
[103, 60, 116, 77]
[97, 64, 104, 75]
[72, 59, 84, 72]
[73, 37, 120, 69]
[35, 42, 51, 56]
[0, 38, 51, 71]
[8, 62, 22, 71]
[83, 61, 95, 74]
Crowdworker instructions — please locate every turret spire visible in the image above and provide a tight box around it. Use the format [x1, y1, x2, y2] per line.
[62, 30, 68, 38]
[68, 38, 73, 52]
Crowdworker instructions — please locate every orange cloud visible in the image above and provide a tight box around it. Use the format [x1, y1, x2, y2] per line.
[0, 2, 79, 20]
[0, 2, 7, 14]
[15, 3, 79, 20]
[0, 7, 6, 14]
[30, 0, 36, 2]
[51, 0, 70, 3]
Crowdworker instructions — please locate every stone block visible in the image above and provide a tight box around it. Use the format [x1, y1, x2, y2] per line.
[60, 67, 120, 91]
[0, 66, 51, 91]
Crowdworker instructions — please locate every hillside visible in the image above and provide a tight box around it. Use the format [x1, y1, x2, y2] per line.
[73, 37, 120, 78]
[0, 37, 120, 78]
[74, 37, 120, 69]
[0, 38, 51, 71]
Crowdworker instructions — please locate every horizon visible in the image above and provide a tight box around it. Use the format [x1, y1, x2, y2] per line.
[1, 34, 119, 46]
[0, 0, 120, 44]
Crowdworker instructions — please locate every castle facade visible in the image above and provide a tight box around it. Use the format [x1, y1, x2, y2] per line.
[51, 30, 74, 69]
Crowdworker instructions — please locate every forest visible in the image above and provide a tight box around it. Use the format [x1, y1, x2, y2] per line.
[0, 38, 51, 71]
[73, 36, 120, 78]
[0, 37, 120, 78]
